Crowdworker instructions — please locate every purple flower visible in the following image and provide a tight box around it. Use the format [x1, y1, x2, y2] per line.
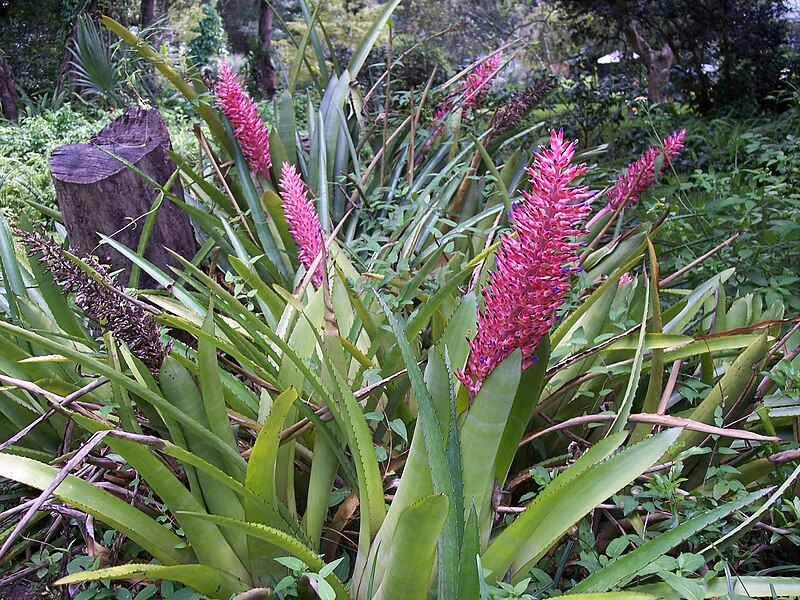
[457, 130, 590, 394]
[494, 79, 553, 135]
[215, 62, 272, 179]
[278, 162, 325, 287]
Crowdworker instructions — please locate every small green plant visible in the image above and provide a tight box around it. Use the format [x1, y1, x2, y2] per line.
[274, 556, 347, 600]
[187, 3, 227, 73]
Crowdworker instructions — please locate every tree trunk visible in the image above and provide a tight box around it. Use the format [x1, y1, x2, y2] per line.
[255, 0, 277, 99]
[0, 57, 19, 123]
[623, 23, 675, 103]
[49, 107, 197, 289]
[58, 21, 80, 96]
[141, 0, 155, 27]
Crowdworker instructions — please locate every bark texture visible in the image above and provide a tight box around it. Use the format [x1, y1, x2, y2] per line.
[623, 23, 675, 103]
[49, 107, 196, 289]
[255, 0, 277, 99]
[0, 57, 19, 123]
[141, 0, 155, 27]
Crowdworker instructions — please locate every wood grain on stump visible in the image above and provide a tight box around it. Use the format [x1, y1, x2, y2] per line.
[49, 106, 196, 288]
[0, 57, 19, 123]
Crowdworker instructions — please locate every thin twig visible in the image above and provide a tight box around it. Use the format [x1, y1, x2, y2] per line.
[362, 25, 459, 105]
[0, 430, 112, 560]
[657, 359, 682, 415]
[659, 233, 740, 288]
[278, 367, 409, 445]
[518, 412, 779, 448]
[196, 127, 257, 245]
[0, 377, 109, 452]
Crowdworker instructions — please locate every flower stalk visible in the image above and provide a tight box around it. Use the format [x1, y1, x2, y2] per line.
[587, 129, 686, 228]
[428, 52, 504, 145]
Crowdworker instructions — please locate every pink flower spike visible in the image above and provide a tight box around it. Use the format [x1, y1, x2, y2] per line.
[460, 52, 504, 111]
[215, 62, 272, 179]
[279, 162, 325, 287]
[426, 52, 504, 149]
[607, 129, 686, 212]
[457, 130, 591, 394]
[618, 272, 633, 287]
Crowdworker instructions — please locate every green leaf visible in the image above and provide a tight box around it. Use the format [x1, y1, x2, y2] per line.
[289, 1, 323, 93]
[100, 18, 227, 144]
[551, 253, 644, 348]
[0, 454, 193, 566]
[658, 573, 707, 600]
[482, 429, 682, 582]
[610, 277, 649, 434]
[469, 133, 511, 212]
[261, 188, 298, 268]
[325, 348, 386, 557]
[570, 488, 771, 593]
[225, 120, 289, 282]
[67, 410, 252, 582]
[662, 269, 735, 334]
[495, 336, 549, 484]
[56, 564, 246, 599]
[372, 495, 450, 600]
[298, 0, 330, 84]
[0, 321, 248, 476]
[460, 350, 522, 537]
[377, 295, 459, 599]
[277, 91, 298, 165]
[360, 296, 475, 595]
[347, 0, 402, 78]
[457, 503, 481, 600]
[563, 595, 660, 600]
[246, 387, 298, 504]
[176, 512, 350, 600]
[0, 214, 26, 323]
[632, 576, 800, 599]
[20, 221, 84, 338]
[97, 236, 204, 314]
[676, 333, 768, 454]
[303, 438, 338, 550]
[199, 307, 239, 453]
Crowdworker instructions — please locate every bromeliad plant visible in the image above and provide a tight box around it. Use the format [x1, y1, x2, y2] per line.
[1, 5, 799, 600]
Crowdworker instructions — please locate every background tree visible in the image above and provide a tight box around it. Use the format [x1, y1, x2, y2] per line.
[555, 0, 789, 112]
[254, 0, 276, 99]
[141, 0, 155, 26]
[0, 54, 19, 122]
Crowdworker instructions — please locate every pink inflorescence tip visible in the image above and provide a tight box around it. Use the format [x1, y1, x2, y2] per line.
[214, 62, 272, 179]
[460, 52, 504, 111]
[279, 162, 325, 287]
[457, 130, 591, 394]
[608, 129, 687, 211]
[428, 52, 504, 144]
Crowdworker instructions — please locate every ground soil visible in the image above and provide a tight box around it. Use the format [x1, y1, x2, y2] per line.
[0, 578, 60, 599]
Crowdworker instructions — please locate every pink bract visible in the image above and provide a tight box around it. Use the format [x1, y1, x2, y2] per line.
[609, 129, 686, 211]
[428, 52, 504, 146]
[215, 62, 272, 179]
[279, 162, 325, 287]
[457, 130, 590, 394]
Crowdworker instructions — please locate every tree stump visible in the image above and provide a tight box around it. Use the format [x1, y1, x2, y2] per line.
[0, 57, 19, 123]
[49, 106, 196, 289]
